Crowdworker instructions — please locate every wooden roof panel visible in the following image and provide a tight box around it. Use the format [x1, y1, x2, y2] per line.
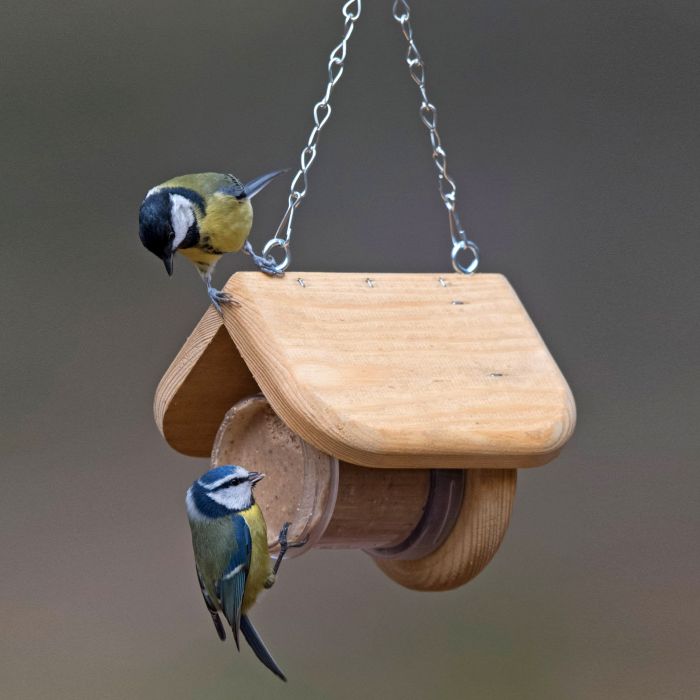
[205, 272, 577, 468]
[155, 273, 575, 466]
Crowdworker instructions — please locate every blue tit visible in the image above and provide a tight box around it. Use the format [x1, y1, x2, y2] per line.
[186, 464, 299, 682]
[139, 170, 285, 312]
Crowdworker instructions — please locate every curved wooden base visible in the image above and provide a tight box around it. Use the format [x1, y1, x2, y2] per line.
[374, 469, 517, 591]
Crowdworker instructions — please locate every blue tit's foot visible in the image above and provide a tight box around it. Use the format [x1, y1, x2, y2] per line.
[243, 241, 284, 277]
[271, 521, 308, 577]
[208, 287, 239, 314]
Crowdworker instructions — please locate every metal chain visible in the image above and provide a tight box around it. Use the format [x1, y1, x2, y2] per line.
[259, 0, 362, 274]
[392, 0, 479, 274]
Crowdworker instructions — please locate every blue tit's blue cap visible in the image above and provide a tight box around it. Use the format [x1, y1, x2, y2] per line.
[198, 465, 239, 484]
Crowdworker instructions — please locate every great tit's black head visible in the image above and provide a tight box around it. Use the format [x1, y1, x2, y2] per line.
[139, 190, 175, 275]
[139, 187, 202, 275]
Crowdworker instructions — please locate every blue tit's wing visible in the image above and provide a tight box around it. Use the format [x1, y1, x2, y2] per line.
[217, 514, 251, 650]
[195, 564, 226, 641]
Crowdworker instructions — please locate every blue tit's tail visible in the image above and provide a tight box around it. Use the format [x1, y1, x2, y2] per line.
[240, 615, 287, 682]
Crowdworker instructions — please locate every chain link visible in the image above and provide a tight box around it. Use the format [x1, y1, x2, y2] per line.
[392, 0, 479, 274]
[259, 0, 362, 274]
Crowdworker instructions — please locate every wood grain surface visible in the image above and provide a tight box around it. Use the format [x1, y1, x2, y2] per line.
[374, 468, 517, 591]
[217, 272, 575, 469]
[319, 462, 430, 550]
[154, 307, 259, 457]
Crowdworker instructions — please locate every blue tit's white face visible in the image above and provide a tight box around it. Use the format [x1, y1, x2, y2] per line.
[186, 465, 264, 520]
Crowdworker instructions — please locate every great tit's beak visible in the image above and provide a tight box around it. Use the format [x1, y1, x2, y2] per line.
[242, 169, 289, 200]
[162, 253, 174, 276]
[247, 471, 265, 485]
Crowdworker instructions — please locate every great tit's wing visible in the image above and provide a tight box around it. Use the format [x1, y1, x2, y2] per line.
[216, 174, 246, 200]
[195, 564, 226, 641]
[217, 514, 251, 650]
[240, 614, 287, 682]
[217, 170, 287, 200]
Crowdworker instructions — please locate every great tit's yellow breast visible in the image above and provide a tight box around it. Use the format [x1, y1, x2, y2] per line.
[239, 504, 271, 613]
[200, 195, 253, 254]
[177, 247, 221, 268]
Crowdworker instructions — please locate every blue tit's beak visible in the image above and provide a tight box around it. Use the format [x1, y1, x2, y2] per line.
[247, 472, 265, 485]
[162, 252, 174, 276]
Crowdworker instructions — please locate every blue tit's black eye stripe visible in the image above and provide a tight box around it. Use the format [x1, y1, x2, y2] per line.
[214, 477, 242, 490]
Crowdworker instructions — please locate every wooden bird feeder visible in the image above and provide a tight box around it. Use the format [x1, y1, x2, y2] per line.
[155, 271, 575, 591]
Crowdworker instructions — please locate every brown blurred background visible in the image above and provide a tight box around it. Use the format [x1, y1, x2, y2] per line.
[1, 1, 698, 698]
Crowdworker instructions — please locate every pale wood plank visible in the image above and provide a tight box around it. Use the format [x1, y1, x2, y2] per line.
[375, 469, 517, 591]
[218, 272, 575, 469]
[154, 307, 259, 457]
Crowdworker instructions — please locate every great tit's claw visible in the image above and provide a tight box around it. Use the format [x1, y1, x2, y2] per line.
[244, 241, 284, 277]
[258, 257, 284, 277]
[208, 288, 239, 313]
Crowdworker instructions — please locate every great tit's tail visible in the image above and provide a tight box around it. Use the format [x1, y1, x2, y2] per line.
[240, 614, 287, 682]
[242, 169, 288, 200]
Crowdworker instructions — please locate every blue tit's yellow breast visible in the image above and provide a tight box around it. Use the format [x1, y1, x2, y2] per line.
[239, 504, 272, 613]
[200, 194, 253, 254]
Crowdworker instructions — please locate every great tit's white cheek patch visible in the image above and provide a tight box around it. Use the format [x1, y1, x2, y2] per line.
[169, 194, 196, 249]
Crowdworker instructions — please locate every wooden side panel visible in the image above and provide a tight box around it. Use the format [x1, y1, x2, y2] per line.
[154, 307, 259, 457]
[219, 272, 576, 469]
[374, 469, 517, 591]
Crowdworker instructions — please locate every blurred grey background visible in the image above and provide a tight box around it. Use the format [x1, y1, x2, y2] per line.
[1, 1, 698, 698]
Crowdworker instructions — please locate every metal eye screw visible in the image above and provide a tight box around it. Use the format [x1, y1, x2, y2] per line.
[451, 240, 479, 275]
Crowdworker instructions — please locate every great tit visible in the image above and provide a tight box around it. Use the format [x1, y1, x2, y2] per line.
[139, 170, 285, 311]
[186, 465, 302, 682]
